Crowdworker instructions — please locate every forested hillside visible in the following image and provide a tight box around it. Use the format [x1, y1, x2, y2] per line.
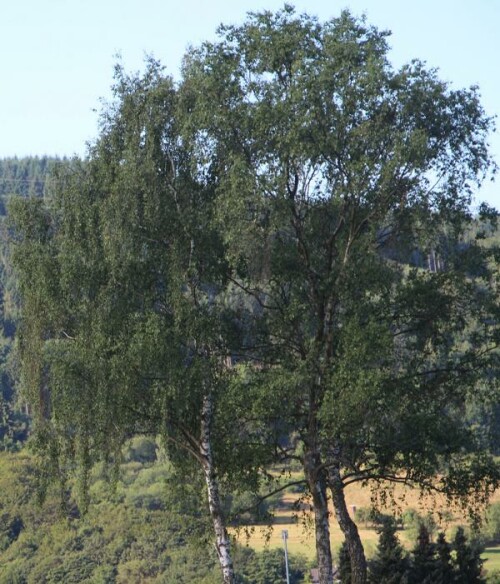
[0, 440, 308, 584]
[0, 157, 60, 209]
[0, 157, 61, 451]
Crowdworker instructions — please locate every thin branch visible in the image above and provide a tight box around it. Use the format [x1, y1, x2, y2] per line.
[231, 479, 307, 518]
[227, 275, 279, 311]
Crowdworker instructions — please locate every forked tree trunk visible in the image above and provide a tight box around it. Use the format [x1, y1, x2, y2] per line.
[328, 465, 367, 584]
[304, 447, 334, 584]
[200, 393, 235, 584]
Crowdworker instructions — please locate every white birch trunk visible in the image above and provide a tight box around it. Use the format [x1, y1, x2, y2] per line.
[200, 392, 235, 584]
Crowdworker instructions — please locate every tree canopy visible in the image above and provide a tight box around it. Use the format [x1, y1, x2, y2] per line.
[178, 6, 500, 583]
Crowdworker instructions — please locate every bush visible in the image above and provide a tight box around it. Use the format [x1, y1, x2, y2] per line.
[401, 508, 437, 539]
[122, 436, 157, 464]
[354, 507, 396, 528]
[482, 504, 500, 544]
[0, 561, 28, 584]
[227, 490, 275, 524]
[235, 547, 307, 584]
[0, 513, 23, 551]
[85, 564, 116, 583]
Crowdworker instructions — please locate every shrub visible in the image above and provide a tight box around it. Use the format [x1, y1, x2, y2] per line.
[482, 504, 500, 544]
[354, 507, 395, 528]
[122, 436, 157, 464]
[235, 547, 307, 584]
[486, 570, 500, 583]
[402, 508, 437, 540]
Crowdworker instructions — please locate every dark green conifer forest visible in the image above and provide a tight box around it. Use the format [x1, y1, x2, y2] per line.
[0, 157, 60, 452]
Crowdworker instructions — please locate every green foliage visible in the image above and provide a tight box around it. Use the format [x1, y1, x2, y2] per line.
[409, 524, 436, 584]
[370, 521, 485, 584]
[368, 519, 410, 584]
[233, 547, 306, 584]
[0, 157, 62, 452]
[368, 523, 486, 583]
[185, 0, 499, 471]
[401, 508, 438, 541]
[0, 450, 308, 583]
[181, 4, 500, 580]
[487, 570, 500, 584]
[6, 6, 500, 583]
[0, 157, 60, 205]
[454, 526, 485, 583]
[433, 532, 455, 584]
[482, 504, 500, 544]
[354, 507, 397, 529]
[7, 58, 274, 582]
[337, 540, 352, 584]
[122, 436, 158, 464]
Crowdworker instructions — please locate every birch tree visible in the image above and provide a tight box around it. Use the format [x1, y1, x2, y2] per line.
[180, 7, 500, 583]
[9, 60, 250, 584]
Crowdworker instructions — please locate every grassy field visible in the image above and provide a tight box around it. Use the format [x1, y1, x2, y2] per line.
[484, 548, 500, 572]
[233, 476, 500, 571]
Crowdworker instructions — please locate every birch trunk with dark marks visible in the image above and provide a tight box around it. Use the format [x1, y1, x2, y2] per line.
[328, 463, 367, 584]
[304, 447, 334, 584]
[200, 392, 235, 584]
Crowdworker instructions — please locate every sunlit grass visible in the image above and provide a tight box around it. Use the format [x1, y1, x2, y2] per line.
[233, 474, 500, 566]
[484, 548, 500, 573]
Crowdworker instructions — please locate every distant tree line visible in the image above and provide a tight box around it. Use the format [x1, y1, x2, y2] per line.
[0, 157, 62, 211]
[0, 157, 63, 452]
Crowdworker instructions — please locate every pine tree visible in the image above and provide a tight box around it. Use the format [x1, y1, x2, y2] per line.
[338, 540, 352, 584]
[453, 527, 485, 584]
[369, 519, 410, 584]
[432, 532, 454, 584]
[409, 523, 436, 584]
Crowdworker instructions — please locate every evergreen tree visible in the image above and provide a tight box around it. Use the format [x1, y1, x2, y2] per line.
[453, 527, 485, 584]
[409, 523, 436, 584]
[369, 519, 409, 584]
[432, 532, 455, 584]
[338, 540, 352, 584]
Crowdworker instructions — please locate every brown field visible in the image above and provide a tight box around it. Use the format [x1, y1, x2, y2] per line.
[233, 479, 500, 565]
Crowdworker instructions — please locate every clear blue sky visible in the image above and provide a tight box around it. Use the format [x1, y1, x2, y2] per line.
[1, 0, 499, 208]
